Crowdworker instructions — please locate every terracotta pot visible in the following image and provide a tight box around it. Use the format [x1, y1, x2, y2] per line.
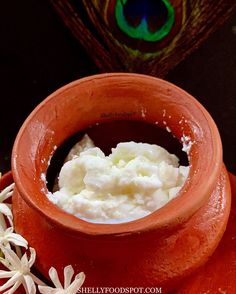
[11, 73, 231, 290]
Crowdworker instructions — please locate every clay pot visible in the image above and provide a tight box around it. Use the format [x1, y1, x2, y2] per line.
[11, 73, 231, 290]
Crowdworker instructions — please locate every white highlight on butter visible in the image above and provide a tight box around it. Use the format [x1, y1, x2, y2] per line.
[181, 134, 194, 154]
[40, 173, 47, 183]
[48, 136, 189, 223]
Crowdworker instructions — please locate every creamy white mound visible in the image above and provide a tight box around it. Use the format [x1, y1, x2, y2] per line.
[48, 135, 189, 223]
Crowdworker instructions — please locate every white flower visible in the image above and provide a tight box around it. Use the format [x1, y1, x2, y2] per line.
[0, 246, 45, 294]
[38, 265, 85, 294]
[0, 181, 14, 202]
[0, 175, 86, 294]
[0, 182, 15, 228]
[0, 226, 28, 249]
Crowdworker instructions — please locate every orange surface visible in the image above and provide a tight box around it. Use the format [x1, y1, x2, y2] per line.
[11, 73, 228, 288]
[0, 172, 236, 293]
[176, 173, 236, 294]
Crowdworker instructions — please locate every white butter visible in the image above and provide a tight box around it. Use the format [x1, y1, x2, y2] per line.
[48, 135, 189, 223]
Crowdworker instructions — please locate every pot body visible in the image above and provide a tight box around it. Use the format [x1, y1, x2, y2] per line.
[12, 167, 231, 289]
[11, 73, 231, 289]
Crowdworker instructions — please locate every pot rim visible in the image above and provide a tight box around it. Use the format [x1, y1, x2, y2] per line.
[12, 73, 222, 237]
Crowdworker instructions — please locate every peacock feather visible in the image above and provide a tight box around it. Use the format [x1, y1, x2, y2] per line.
[50, 0, 236, 77]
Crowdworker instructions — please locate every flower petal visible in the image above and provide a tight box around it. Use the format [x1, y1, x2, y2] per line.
[0, 272, 21, 292]
[4, 227, 14, 234]
[0, 183, 15, 202]
[5, 232, 28, 249]
[21, 248, 36, 269]
[30, 273, 46, 286]
[22, 275, 36, 294]
[0, 204, 13, 226]
[0, 256, 11, 269]
[20, 251, 29, 268]
[38, 285, 64, 294]
[74, 272, 85, 284]
[2, 280, 21, 294]
[0, 270, 15, 278]
[27, 248, 36, 268]
[0, 204, 13, 218]
[0, 246, 21, 270]
[63, 265, 74, 288]
[67, 272, 85, 293]
[49, 267, 63, 289]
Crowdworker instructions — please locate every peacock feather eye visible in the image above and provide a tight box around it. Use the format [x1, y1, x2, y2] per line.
[115, 0, 175, 42]
[106, 0, 183, 52]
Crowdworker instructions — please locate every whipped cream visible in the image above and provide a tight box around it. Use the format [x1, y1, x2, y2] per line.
[48, 135, 189, 223]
